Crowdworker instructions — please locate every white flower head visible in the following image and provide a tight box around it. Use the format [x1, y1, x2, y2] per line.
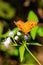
[3, 37, 11, 47]
[24, 35, 28, 40]
[9, 31, 14, 37]
[14, 36, 18, 40]
[17, 32, 21, 36]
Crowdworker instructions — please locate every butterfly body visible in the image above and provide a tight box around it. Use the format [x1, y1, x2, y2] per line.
[14, 20, 38, 34]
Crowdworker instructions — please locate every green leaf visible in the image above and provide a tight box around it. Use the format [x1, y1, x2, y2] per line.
[19, 44, 25, 62]
[0, 27, 19, 38]
[27, 11, 38, 21]
[37, 27, 43, 37]
[0, 1, 16, 19]
[29, 42, 42, 46]
[30, 26, 38, 40]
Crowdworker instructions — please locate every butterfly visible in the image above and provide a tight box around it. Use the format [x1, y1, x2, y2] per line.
[14, 20, 38, 34]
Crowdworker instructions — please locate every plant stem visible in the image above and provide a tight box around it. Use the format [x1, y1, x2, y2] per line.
[24, 45, 42, 65]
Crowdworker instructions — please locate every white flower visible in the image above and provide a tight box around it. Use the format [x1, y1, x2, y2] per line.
[17, 32, 21, 36]
[14, 36, 18, 40]
[24, 35, 28, 40]
[3, 37, 11, 47]
[24, 34, 31, 41]
[9, 31, 14, 37]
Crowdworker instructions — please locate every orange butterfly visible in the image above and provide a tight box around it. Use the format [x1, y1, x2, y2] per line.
[14, 20, 38, 34]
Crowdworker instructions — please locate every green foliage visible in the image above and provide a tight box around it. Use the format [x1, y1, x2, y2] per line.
[0, 0, 43, 65]
[30, 26, 38, 40]
[0, 1, 16, 19]
[0, 22, 4, 35]
[28, 42, 42, 46]
[0, 44, 7, 51]
[27, 11, 38, 21]
[0, 27, 19, 38]
[37, 27, 43, 37]
[0, 27, 42, 65]
[7, 47, 18, 56]
[39, 0, 43, 7]
[19, 44, 25, 62]
[30, 26, 43, 40]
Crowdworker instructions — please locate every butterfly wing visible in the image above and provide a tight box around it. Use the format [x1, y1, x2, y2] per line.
[14, 20, 26, 33]
[25, 21, 38, 34]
